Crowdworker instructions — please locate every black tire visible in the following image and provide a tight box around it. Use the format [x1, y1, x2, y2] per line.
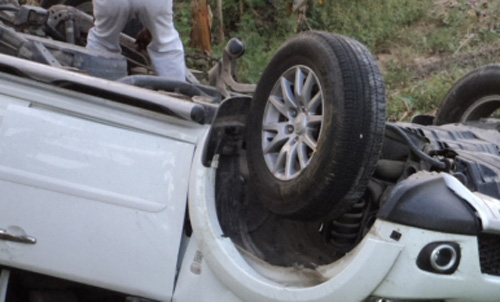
[435, 65, 500, 125]
[246, 31, 386, 220]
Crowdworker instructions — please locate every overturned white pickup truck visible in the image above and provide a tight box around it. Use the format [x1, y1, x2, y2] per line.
[1, 3, 500, 302]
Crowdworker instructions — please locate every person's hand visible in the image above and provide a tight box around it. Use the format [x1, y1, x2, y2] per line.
[135, 28, 152, 51]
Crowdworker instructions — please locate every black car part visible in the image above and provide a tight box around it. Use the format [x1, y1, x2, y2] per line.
[377, 173, 481, 235]
[478, 233, 500, 277]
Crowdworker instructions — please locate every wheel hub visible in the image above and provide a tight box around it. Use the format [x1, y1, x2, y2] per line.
[294, 112, 308, 136]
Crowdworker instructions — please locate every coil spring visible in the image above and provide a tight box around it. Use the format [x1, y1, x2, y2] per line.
[323, 196, 372, 253]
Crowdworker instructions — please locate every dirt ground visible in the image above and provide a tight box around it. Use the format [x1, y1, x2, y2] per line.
[380, 0, 495, 77]
[379, 0, 500, 120]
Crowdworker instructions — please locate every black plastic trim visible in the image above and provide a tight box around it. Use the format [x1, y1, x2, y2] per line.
[202, 96, 251, 167]
[378, 173, 481, 235]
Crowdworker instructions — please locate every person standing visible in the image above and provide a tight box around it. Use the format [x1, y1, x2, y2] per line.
[87, 0, 186, 81]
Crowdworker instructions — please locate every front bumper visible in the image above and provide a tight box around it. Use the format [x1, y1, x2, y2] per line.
[370, 220, 500, 302]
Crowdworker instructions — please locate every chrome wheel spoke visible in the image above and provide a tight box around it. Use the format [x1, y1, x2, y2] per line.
[297, 141, 308, 169]
[262, 65, 324, 180]
[303, 133, 317, 150]
[263, 121, 289, 133]
[308, 115, 323, 126]
[273, 147, 288, 174]
[280, 77, 298, 109]
[302, 72, 315, 105]
[294, 67, 305, 99]
[264, 132, 289, 154]
[308, 92, 322, 113]
[285, 141, 299, 178]
[268, 95, 288, 117]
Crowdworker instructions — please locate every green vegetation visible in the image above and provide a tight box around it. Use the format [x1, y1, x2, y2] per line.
[176, 0, 500, 120]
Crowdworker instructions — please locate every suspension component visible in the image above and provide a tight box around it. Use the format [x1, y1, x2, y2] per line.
[323, 196, 373, 253]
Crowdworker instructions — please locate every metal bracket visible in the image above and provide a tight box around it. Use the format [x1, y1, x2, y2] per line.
[32, 41, 61, 67]
[208, 39, 256, 97]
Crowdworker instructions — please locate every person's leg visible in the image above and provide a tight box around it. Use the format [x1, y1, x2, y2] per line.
[137, 0, 186, 81]
[86, 0, 132, 53]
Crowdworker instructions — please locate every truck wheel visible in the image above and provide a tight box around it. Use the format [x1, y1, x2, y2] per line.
[246, 31, 386, 220]
[435, 65, 500, 124]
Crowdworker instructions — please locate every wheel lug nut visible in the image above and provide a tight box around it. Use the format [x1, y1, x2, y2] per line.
[286, 125, 294, 134]
[290, 109, 298, 117]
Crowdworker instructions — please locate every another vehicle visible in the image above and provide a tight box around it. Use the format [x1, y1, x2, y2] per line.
[0, 3, 500, 302]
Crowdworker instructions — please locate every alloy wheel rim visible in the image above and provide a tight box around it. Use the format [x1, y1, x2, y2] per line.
[261, 66, 325, 180]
